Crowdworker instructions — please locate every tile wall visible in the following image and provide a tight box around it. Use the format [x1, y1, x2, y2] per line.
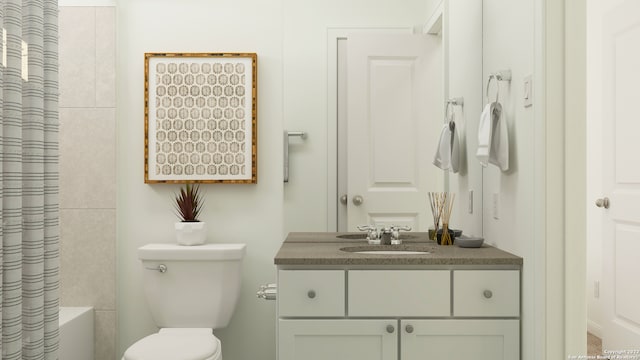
[59, 6, 116, 360]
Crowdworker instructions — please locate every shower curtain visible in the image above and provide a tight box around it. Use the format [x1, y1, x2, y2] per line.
[0, 0, 59, 359]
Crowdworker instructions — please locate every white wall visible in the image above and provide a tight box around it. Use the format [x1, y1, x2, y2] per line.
[116, 1, 284, 359]
[445, 0, 483, 237]
[481, 0, 536, 359]
[282, 0, 433, 233]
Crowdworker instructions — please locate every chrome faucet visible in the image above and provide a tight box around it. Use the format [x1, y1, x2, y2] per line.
[357, 225, 412, 245]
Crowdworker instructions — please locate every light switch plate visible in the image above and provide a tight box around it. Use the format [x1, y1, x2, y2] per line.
[523, 75, 533, 107]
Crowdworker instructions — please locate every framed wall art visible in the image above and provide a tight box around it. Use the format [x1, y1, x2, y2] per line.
[144, 52, 257, 183]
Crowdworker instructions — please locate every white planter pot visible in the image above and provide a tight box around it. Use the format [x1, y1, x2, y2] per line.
[175, 222, 207, 246]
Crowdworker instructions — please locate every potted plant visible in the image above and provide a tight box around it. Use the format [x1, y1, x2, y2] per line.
[174, 183, 206, 246]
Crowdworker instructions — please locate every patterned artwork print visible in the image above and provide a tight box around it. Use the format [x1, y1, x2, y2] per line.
[152, 59, 251, 179]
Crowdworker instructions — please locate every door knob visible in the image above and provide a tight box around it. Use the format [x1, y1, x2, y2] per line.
[352, 195, 364, 206]
[340, 195, 348, 205]
[595, 197, 610, 209]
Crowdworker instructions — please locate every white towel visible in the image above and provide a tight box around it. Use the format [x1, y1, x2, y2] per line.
[476, 103, 493, 167]
[433, 123, 460, 173]
[476, 102, 509, 171]
[489, 102, 509, 171]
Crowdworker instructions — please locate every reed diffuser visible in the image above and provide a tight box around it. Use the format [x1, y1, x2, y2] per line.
[440, 193, 455, 246]
[428, 192, 444, 241]
[428, 192, 456, 245]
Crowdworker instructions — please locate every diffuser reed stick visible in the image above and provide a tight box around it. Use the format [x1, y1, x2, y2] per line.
[440, 193, 455, 245]
[428, 192, 443, 240]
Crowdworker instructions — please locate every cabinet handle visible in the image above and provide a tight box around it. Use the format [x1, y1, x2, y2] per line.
[307, 290, 316, 299]
[483, 290, 493, 299]
[405, 324, 414, 333]
[386, 325, 395, 333]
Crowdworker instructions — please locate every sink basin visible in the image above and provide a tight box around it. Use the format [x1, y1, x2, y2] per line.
[336, 233, 419, 240]
[340, 245, 433, 255]
[353, 250, 431, 255]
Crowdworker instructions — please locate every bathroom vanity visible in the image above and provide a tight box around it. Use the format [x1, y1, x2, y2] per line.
[273, 232, 522, 360]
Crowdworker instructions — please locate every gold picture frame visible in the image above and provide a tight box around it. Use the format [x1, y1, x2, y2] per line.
[144, 52, 257, 183]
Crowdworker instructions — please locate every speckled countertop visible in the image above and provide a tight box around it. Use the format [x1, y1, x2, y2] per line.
[274, 232, 523, 266]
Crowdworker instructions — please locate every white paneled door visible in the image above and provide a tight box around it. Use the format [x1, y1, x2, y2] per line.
[346, 34, 441, 230]
[602, 0, 640, 350]
[278, 320, 397, 360]
[400, 320, 519, 360]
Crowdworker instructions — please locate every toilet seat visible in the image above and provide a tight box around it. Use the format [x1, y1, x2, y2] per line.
[123, 328, 221, 360]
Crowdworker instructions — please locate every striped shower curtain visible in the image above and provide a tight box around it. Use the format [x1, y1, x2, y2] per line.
[0, 0, 59, 359]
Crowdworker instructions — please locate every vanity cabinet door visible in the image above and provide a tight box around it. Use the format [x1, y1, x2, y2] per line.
[400, 319, 519, 360]
[279, 319, 397, 360]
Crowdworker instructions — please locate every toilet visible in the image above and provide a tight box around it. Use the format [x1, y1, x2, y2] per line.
[123, 243, 247, 360]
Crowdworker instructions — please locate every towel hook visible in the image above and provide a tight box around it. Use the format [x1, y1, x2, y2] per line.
[445, 97, 464, 131]
[494, 69, 512, 82]
[447, 97, 464, 106]
[486, 70, 512, 104]
[486, 75, 499, 104]
[445, 102, 455, 131]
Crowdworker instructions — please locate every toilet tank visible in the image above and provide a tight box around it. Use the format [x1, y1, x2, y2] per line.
[138, 243, 246, 329]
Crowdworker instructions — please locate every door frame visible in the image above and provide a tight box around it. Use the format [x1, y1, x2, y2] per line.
[540, 0, 587, 357]
[565, 0, 587, 355]
[326, 27, 414, 231]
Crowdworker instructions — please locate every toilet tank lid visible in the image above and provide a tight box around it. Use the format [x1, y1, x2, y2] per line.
[138, 243, 246, 261]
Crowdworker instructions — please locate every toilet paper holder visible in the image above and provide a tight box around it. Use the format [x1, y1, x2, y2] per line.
[284, 130, 307, 183]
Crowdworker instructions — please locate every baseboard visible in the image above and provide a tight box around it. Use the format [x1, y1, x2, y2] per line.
[588, 319, 603, 338]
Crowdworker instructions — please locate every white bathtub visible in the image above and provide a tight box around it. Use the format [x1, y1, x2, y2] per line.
[59, 307, 94, 360]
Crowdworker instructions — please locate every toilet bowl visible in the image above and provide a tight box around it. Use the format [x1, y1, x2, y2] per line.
[123, 328, 221, 360]
[123, 243, 246, 360]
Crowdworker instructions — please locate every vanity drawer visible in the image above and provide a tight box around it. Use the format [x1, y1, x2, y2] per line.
[278, 270, 345, 317]
[453, 270, 520, 317]
[348, 270, 450, 317]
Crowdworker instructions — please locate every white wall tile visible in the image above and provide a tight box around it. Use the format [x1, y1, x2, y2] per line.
[96, 7, 116, 108]
[59, 108, 116, 209]
[60, 6, 117, 360]
[59, 7, 96, 108]
[95, 310, 116, 360]
[59, 0, 116, 6]
[60, 209, 116, 310]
